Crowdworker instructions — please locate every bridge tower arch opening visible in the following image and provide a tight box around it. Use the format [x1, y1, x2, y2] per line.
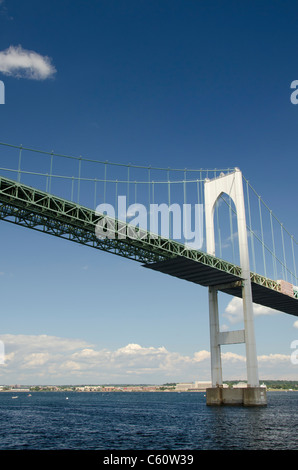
[204, 168, 267, 405]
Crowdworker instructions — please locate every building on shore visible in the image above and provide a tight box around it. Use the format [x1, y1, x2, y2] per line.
[233, 382, 267, 389]
[175, 381, 212, 391]
[232, 382, 248, 388]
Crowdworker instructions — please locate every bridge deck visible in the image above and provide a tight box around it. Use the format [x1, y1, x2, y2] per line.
[143, 257, 298, 317]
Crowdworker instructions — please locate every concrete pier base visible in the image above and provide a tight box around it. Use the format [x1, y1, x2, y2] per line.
[206, 387, 267, 406]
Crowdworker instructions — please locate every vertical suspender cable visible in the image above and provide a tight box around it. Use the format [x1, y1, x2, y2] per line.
[115, 180, 118, 218]
[246, 180, 256, 273]
[200, 170, 204, 249]
[291, 235, 297, 284]
[216, 200, 222, 259]
[167, 169, 170, 205]
[17, 145, 22, 183]
[148, 167, 151, 236]
[228, 197, 234, 262]
[48, 151, 53, 194]
[281, 224, 287, 282]
[127, 165, 130, 208]
[214, 170, 222, 259]
[168, 169, 171, 239]
[270, 210, 277, 280]
[152, 181, 155, 206]
[196, 179, 201, 249]
[104, 161, 107, 204]
[148, 167, 151, 208]
[183, 170, 187, 246]
[200, 170, 203, 209]
[71, 176, 74, 202]
[94, 178, 97, 210]
[258, 196, 267, 277]
[135, 180, 137, 205]
[77, 157, 82, 204]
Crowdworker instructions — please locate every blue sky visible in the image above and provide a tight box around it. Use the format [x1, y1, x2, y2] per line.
[0, 0, 298, 385]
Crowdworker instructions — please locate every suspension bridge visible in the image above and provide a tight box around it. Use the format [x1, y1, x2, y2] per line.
[0, 142, 297, 405]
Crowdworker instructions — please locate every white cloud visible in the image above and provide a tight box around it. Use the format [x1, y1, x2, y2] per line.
[223, 296, 279, 324]
[0, 334, 296, 383]
[258, 353, 290, 364]
[1, 334, 87, 352]
[0, 335, 209, 383]
[0, 45, 56, 80]
[22, 352, 51, 369]
[193, 350, 210, 362]
[293, 320, 298, 329]
[221, 351, 246, 363]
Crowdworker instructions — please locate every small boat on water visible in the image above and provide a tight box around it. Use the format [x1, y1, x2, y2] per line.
[12, 396, 18, 399]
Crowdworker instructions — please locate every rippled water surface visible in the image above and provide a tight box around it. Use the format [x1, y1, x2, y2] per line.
[0, 391, 297, 450]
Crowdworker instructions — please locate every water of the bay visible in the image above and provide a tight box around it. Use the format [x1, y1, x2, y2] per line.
[0, 391, 296, 450]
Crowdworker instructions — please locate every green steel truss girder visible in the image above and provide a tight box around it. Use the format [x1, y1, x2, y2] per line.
[250, 273, 280, 291]
[0, 203, 166, 264]
[0, 175, 295, 300]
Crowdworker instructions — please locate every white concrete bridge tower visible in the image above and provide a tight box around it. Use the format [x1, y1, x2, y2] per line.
[204, 168, 267, 406]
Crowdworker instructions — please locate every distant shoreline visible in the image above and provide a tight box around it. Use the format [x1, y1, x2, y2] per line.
[0, 380, 297, 393]
[1, 388, 297, 393]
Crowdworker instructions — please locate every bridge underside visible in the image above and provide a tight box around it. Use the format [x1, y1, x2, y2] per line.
[143, 257, 298, 316]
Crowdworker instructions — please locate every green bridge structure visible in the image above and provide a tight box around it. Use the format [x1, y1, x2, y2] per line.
[0, 142, 297, 406]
